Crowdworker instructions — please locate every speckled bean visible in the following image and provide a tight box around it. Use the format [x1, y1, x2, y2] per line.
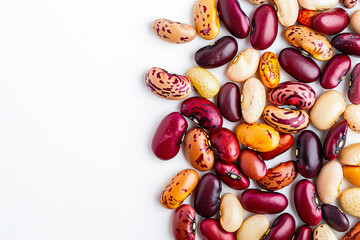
[271, 0, 299, 26]
[316, 161, 343, 204]
[172, 204, 196, 240]
[313, 224, 337, 240]
[338, 143, 360, 166]
[351, 11, 360, 34]
[298, 9, 318, 27]
[259, 52, 280, 88]
[241, 78, 266, 123]
[220, 193, 243, 232]
[344, 104, 360, 134]
[227, 48, 260, 82]
[341, 0, 358, 8]
[186, 67, 220, 98]
[152, 18, 196, 44]
[193, 0, 220, 40]
[236, 214, 269, 240]
[343, 222, 360, 239]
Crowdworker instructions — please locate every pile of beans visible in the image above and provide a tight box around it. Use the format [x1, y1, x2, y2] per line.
[147, 0, 360, 239]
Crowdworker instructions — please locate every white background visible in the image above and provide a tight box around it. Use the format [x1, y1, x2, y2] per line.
[0, 0, 359, 239]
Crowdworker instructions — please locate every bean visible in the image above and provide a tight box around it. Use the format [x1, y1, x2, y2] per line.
[238, 149, 267, 180]
[262, 213, 295, 240]
[340, 188, 360, 217]
[332, 33, 360, 56]
[312, 8, 350, 35]
[271, 0, 298, 26]
[341, 0, 358, 8]
[343, 222, 360, 239]
[316, 161, 343, 204]
[258, 134, 294, 161]
[348, 63, 360, 104]
[313, 224, 337, 240]
[172, 204, 196, 240]
[236, 214, 269, 240]
[292, 225, 312, 240]
[338, 143, 360, 166]
[298, 0, 338, 10]
[343, 165, 360, 187]
[344, 104, 360, 134]
[186, 67, 220, 98]
[241, 78, 266, 123]
[321, 204, 349, 232]
[193, 0, 220, 40]
[217, 82, 241, 122]
[210, 128, 240, 164]
[259, 52, 280, 88]
[214, 160, 250, 190]
[152, 18, 196, 44]
[200, 219, 236, 240]
[227, 48, 260, 82]
[220, 193, 243, 232]
[351, 10, 360, 34]
[297, 9, 318, 27]
[320, 54, 351, 89]
[323, 119, 348, 161]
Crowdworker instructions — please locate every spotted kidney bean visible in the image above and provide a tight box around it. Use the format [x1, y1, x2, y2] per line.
[210, 128, 240, 164]
[200, 219, 236, 240]
[297, 9, 318, 27]
[152, 18, 196, 44]
[332, 33, 360, 56]
[321, 204, 349, 232]
[259, 52, 280, 88]
[320, 54, 351, 89]
[172, 204, 196, 240]
[312, 8, 350, 36]
[258, 134, 294, 160]
[262, 213, 295, 240]
[238, 149, 267, 180]
[193, 0, 220, 40]
[292, 225, 312, 240]
[217, 82, 241, 122]
[349, 63, 360, 104]
[341, 0, 358, 8]
[323, 119, 348, 161]
[214, 160, 250, 190]
[343, 222, 360, 239]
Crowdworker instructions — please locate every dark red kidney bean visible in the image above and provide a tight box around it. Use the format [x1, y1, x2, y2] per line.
[321, 204, 350, 232]
[292, 225, 312, 240]
[210, 128, 240, 164]
[349, 63, 360, 104]
[240, 189, 288, 214]
[172, 204, 196, 240]
[312, 8, 350, 35]
[332, 33, 360, 56]
[217, 82, 241, 122]
[238, 149, 267, 180]
[195, 36, 238, 69]
[181, 97, 223, 132]
[151, 112, 188, 160]
[296, 130, 323, 178]
[320, 54, 351, 89]
[217, 0, 250, 39]
[214, 160, 250, 190]
[200, 219, 236, 240]
[294, 179, 322, 226]
[262, 213, 295, 240]
[250, 4, 278, 50]
[323, 119, 348, 161]
[258, 134, 294, 161]
[279, 48, 321, 83]
[194, 173, 222, 218]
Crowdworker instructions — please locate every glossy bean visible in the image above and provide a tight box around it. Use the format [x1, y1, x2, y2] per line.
[210, 128, 240, 164]
[172, 204, 196, 240]
[238, 149, 267, 180]
[259, 52, 280, 88]
[323, 120, 348, 161]
[320, 54, 351, 89]
[349, 63, 360, 104]
[258, 134, 294, 160]
[200, 219, 236, 240]
[214, 161, 250, 190]
[338, 143, 360, 166]
[298, 9, 318, 27]
[241, 78, 266, 123]
[292, 225, 312, 240]
[340, 188, 360, 217]
[343, 222, 360, 239]
[220, 193, 243, 233]
[193, 0, 220, 40]
[236, 214, 269, 240]
[332, 33, 360, 56]
[321, 204, 349, 232]
[351, 11, 360, 34]
[298, 0, 339, 10]
[312, 8, 350, 35]
[227, 48, 260, 82]
[344, 104, 360, 134]
[261, 213, 295, 240]
[186, 67, 220, 98]
[271, 0, 298, 27]
[316, 161, 343, 204]
[313, 224, 337, 240]
[341, 0, 358, 7]
[343, 166, 360, 187]
[217, 82, 241, 122]
[152, 18, 196, 44]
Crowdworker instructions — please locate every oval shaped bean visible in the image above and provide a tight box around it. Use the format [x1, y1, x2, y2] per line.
[258, 134, 294, 160]
[343, 166, 360, 187]
[214, 161, 250, 190]
[320, 54, 351, 89]
[236, 214, 269, 240]
[321, 204, 349, 232]
[257, 160, 298, 191]
[351, 10, 360, 34]
[343, 222, 360, 239]
[294, 179, 322, 226]
[312, 8, 350, 35]
[217, 0, 250, 39]
[279, 48, 321, 83]
[344, 104, 360, 134]
[184, 128, 214, 171]
[195, 36, 238, 69]
[251, 4, 278, 50]
[271, 0, 298, 27]
[349, 63, 360, 104]
[292, 225, 312, 240]
[194, 173, 221, 218]
[186, 67, 220, 98]
[313, 224, 337, 240]
[284, 25, 333, 61]
[296, 130, 323, 178]
[172, 204, 196, 240]
[145, 67, 193, 100]
[200, 219, 236, 240]
[259, 52, 280, 88]
[338, 143, 360, 166]
[193, 0, 220, 40]
[340, 188, 360, 217]
[316, 161, 343, 204]
[160, 169, 199, 209]
[181, 97, 223, 132]
[298, 0, 339, 10]
[210, 128, 240, 164]
[227, 48, 260, 82]
[238, 149, 267, 180]
[152, 18, 196, 44]
[310, 90, 346, 130]
[262, 213, 295, 240]
[217, 82, 241, 122]
[342, 0, 358, 7]
[241, 78, 266, 123]
[332, 33, 360, 56]
[298, 9, 318, 27]
[220, 193, 243, 232]
[240, 189, 288, 214]
[323, 119, 348, 161]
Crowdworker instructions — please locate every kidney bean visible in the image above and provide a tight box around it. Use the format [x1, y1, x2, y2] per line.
[271, 0, 298, 27]
[250, 4, 277, 50]
[340, 188, 360, 217]
[186, 67, 220, 98]
[259, 52, 280, 88]
[217, 83, 241, 122]
[262, 213, 295, 240]
[344, 104, 360, 134]
[200, 219, 236, 240]
[278, 48, 321, 83]
[343, 0, 358, 8]
[332, 33, 360, 56]
[296, 130, 323, 178]
[217, 0, 250, 39]
[152, 18, 196, 44]
[339, 143, 360, 166]
[313, 224, 337, 240]
[172, 204, 196, 240]
[236, 215, 269, 240]
[181, 97, 223, 132]
[193, 0, 220, 40]
[195, 36, 238, 69]
[241, 77, 266, 123]
[238, 149, 267, 180]
[348, 63, 360, 104]
[312, 8, 350, 35]
[316, 161, 343, 204]
[294, 180, 322, 226]
[220, 193, 243, 232]
[321, 204, 349, 232]
[214, 161, 250, 190]
[258, 134, 294, 160]
[240, 189, 288, 214]
[351, 10, 360, 34]
[194, 173, 222, 218]
[298, 9, 318, 27]
[210, 128, 240, 164]
[246, 0, 266, 4]
[298, 0, 338, 10]
[343, 165, 360, 187]
[343, 222, 360, 239]
[320, 54, 351, 89]
[292, 225, 312, 240]
[227, 48, 260, 82]
[323, 120, 348, 161]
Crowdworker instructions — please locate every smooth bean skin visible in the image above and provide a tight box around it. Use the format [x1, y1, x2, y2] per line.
[312, 8, 350, 35]
[342, 0, 358, 8]
[195, 36, 238, 69]
[298, 0, 339, 10]
[258, 134, 294, 160]
[240, 189, 288, 214]
[351, 10, 360, 34]
[193, 0, 220, 40]
[316, 161, 343, 204]
[241, 78, 266, 123]
[344, 104, 360, 134]
[321, 204, 349, 232]
[172, 204, 196, 240]
[279, 48, 321, 83]
[313, 224, 337, 240]
[238, 149, 267, 180]
[214, 161, 250, 190]
[294, 180, 322, 226]
[259, 52, 280, 88]
[200, 219, 236, 240]
[320, 54, 351, 89]
[332, 33, 360, 56]
[217, 0, 250, 39]
[271, 0, 298, 27]
[250, 4, 277, 50]
[348, 63, 360, 104]
[343, 222, 360, 240]
[292, 225, 312, 240]
[210, 128, 240, 164]
[186, 67, 220, 98]
[298, 9, 318, 27]
[340, 188, 360, 217]
[194, 173, 222, 218]
[227, 48, 260, 82]
[152, 112, 188, 161]
[220, 193, 243, 233]
[217, 82, 241, 122]
[296, 130, 323, 178]
[338, 143, 360, 166]
[323, 120, 348, 161]
[181, 97, 223, 132]
[152, 18, 196, 44]
[262, 213, 295, 240]
[236, 214, 269, 240]
[343, 165, 360, 187]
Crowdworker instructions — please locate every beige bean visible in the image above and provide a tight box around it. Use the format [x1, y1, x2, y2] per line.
[220, 193, 243, 233]
[241, 78, 266, 123]
[227, 48, 260, 83]
[152, 18, 196, 44]
[247, 0, 267, 4]
[270, 0, 298, 26]
[313, 224, 337, 240]
[298, 0, 339, 10]
[340, 188, 360, 217]
[351, 10, 360, 34]
[316, 161, 343, 204]
[236, 214, 269, 240]
[338, 143, 360, 166]
[344, 104, 360, 134]
[186, 67, 220, 98]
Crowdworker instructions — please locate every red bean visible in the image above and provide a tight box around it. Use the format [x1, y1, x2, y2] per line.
[262, 213, 295, 240]
[210, 128, 240, 163]
[320, 54, 351, 89]
[312, 8, 350, 35]
[214, 161, 250, 190]
[238, 149, 266, 180]
[323, 119, 348, 161]
[217, 82, 241, 122]
[332, 33, 360, 56]
[348, 63, 360, 104]
[200, 219, 236, 240]
[292, 225, 312, 240]
[258, 134, 294, 160]
[172, 204, 196, 240]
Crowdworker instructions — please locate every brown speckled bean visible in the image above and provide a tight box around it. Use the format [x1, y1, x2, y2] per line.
[341, 0, 358, 8]
[152, 18, 196, 44]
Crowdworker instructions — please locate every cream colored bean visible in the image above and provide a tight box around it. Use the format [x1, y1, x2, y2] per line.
[152, 18, 196, 44]
[338, 143, 360, 166]
[344, 104, 360, 134]
[186, 67, 220, 98]
[236, 214, 269, 240]
[220, 193, 243, 233]
[351, 11, 360, 34]
[227, 48, 260, 83]
[313, 224, 337, 240]
[298, 0, 339, 10]
[316, 161, 343, 204]
[310, 90, 346, 130]
[270, 0, 298, 26]
[340, 188, 360, 217]
[241, 78, 266, 123]
[247, 0, 267, 4]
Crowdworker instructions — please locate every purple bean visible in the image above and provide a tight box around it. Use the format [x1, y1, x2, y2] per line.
[321, 204, 350, 232]
[312, 8, 350, 35]
[217, 82, 241, 122]
[323, 119, 348, 161]
[292, 225, 312, 240]
[349, 63, 360, 104]
[332, 33, 360, 56]
[320, 54, 351, 89]
[262, 213, 295, 240]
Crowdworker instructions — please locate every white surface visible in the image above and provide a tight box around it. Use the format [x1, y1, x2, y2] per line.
[0, 0, 359, 239]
